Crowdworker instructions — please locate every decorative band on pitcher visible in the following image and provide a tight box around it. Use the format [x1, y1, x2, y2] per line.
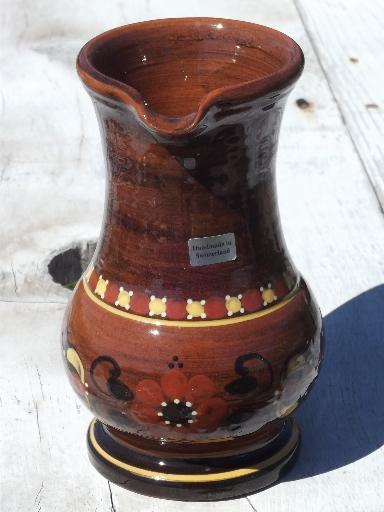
[84, 266, 295, 322]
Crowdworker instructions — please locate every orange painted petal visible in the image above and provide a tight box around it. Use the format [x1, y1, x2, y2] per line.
[193, 397, 228, 431]
[130, 401, 160, 424]
[160, 369, 188, 400]
[185, 374, 215, 404]
[135, 379, 164, 406]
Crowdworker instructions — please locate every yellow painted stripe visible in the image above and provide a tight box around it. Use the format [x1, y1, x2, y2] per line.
[83, 279, 298, 328]
[89, 420, 299, 483]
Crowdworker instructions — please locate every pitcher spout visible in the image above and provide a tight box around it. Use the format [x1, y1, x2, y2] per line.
[77, 17, 304, 137]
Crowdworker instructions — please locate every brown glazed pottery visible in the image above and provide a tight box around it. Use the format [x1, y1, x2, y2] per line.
[63, 18, 324, 500]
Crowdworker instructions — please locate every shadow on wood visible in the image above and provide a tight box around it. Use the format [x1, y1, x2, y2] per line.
[286, 285, 384, 480]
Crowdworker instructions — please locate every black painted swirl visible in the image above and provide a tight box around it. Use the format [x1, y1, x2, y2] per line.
[225, 352, 274, 395]
[90, 355, 134, 401]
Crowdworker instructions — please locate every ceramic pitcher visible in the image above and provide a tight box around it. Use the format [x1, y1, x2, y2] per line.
[63, 18, 323, 500]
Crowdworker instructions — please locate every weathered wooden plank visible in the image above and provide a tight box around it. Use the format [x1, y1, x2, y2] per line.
[0, 302, 113, 511]
[294, 0, 384, 209]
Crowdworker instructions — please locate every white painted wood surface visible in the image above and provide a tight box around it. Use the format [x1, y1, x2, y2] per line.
[295, 0, 384, 209]
[1, 1, 383, 510]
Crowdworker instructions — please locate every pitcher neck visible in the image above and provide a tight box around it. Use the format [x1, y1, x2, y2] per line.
[89, 97, 296, 299]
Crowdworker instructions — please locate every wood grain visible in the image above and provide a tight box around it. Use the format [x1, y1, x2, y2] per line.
[294, 0, 384, 209]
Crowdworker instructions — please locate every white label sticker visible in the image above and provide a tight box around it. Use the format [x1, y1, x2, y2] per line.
[188, 233, 237, 267]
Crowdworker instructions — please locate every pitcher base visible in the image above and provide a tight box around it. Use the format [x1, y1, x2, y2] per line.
[87, 418, 300, 501]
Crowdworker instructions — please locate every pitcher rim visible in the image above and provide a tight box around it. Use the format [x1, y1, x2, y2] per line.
[76, 17, 304, 136]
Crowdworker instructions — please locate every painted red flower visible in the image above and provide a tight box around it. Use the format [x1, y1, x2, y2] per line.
[130, 369, 227, 432]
